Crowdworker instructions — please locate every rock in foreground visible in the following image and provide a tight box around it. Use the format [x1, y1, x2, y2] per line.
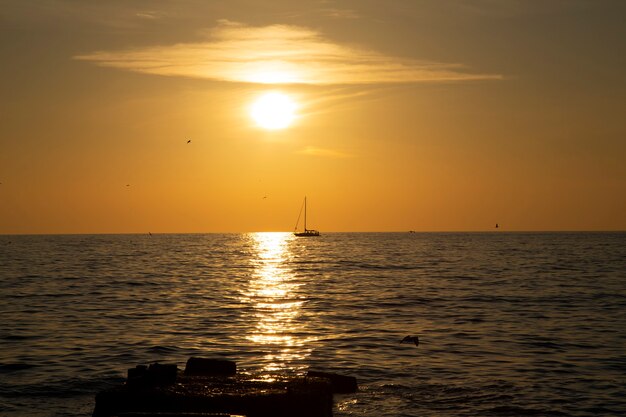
[93, 358, 357, 417]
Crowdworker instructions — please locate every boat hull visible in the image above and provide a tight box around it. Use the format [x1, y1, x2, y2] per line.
[294, 230, 320, 237]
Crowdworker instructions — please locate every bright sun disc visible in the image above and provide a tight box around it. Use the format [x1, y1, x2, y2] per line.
[250, 92, 297, 130]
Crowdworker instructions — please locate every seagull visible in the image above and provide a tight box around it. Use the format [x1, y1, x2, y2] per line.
[401, 335, 420, 347]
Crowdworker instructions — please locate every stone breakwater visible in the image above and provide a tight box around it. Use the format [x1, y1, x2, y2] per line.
[92, 357, 358, 417]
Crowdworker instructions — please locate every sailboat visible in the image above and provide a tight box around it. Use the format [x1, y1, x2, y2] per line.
[294, 197, 320, 237]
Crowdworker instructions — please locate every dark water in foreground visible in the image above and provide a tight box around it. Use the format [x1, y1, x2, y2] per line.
[0, 232, 625, 417]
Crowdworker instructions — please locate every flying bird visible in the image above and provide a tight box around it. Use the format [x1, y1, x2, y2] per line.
[187, 139, 191, 144]
[401, 335, 420, 347]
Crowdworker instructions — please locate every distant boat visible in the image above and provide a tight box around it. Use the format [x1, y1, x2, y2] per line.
[294, 197, 320, 237]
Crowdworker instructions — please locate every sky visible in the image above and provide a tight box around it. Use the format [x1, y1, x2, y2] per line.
[0, 0, 624, 233]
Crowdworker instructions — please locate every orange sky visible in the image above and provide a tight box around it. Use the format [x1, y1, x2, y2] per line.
[1, 1, 625, 233]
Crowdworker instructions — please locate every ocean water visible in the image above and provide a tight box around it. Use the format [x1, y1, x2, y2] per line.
[0, 232, 624, 417]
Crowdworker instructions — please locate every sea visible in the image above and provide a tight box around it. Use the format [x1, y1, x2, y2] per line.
[0, 232, 624, 417]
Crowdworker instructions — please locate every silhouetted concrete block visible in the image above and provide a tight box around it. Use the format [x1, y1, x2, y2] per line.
[116, 412, 246, 417]
[127, 363, 177, 387]
[93, 359, 349, 417]
[117, 413, 244, 417]
[184, 357, 236, 376]
[127, 365, 148, 383]
[306, 371, 358, 393]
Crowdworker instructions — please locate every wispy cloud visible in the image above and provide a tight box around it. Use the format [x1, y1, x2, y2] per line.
[297, 146, 354, 159]
[135, 11, 167, 20]
[319, 8, 360, 19]
[75, 20, 502, 85]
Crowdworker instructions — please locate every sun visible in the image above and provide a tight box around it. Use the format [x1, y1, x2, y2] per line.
[250, 92, 297, 130]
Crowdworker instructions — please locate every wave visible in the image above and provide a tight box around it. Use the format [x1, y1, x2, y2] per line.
[486, 405, 570, 416]
[0, 363, 37, 372]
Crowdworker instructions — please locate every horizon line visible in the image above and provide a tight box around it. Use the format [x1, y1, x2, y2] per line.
[1, 230, 624, 237]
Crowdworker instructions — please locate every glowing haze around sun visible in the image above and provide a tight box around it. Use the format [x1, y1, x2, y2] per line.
[250, 92, 297, 130]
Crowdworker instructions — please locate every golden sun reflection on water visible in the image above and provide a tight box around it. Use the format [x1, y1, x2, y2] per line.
[241, 232, 315, 374]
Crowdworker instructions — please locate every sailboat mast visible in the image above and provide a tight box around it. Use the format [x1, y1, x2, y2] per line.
[293, 196, 319, 237]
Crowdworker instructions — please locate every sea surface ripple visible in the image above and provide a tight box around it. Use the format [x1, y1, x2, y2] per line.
[0, 232, 625, 416]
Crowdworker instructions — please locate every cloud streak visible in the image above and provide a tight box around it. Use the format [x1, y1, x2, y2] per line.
[76, 20, 502, 85]
[319, 8, 360, 19]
